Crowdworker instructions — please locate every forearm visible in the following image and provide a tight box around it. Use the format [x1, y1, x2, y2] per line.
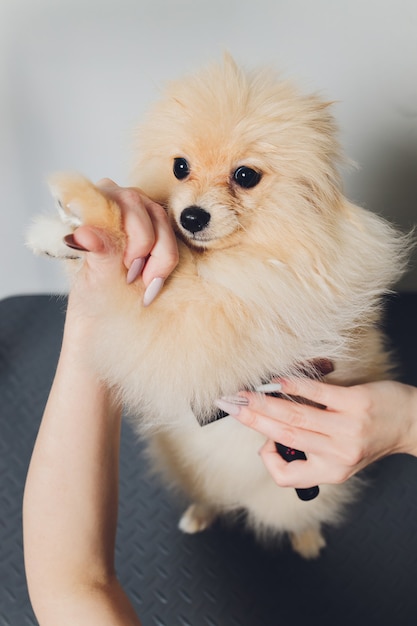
[23, 183, 178, 624]
[23, 307, 140, 624]
[393, 382, 417, 457]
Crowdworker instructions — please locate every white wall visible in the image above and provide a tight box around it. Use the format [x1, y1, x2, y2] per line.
[1, 0, 416, 300]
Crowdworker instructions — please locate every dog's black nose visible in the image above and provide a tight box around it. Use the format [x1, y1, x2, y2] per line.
[180, 206, 211, 233]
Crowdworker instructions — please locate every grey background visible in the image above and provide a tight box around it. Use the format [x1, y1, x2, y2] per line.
[1, 0, 416, 300]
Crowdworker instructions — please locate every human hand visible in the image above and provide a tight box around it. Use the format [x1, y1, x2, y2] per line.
[65, 178, 179, 304]
[217, 378, 417, 487]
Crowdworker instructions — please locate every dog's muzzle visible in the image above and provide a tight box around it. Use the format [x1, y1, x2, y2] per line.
[180, 206, 211, 233]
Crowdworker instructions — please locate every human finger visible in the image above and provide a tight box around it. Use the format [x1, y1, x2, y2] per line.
[140, 199, 179, 288]
[98, 185, 157, 268]
[95, 177, 119, 190]
[258, 439, 324, 489]
[65, 226, 106, 254]
[96, 182, 179, 289]
[63, 226, 129, 308]
[277, 377, 350, 412]
[64, 226, 124, 277]
[262, 437, 361, 487]
[214, 395, 338, 458]
[232, 391, 338, 440]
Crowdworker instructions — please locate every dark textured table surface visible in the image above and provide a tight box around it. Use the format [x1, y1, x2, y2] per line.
[1, 293, 417, 626]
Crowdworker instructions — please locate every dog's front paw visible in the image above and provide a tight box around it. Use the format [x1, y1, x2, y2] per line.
[178, 503, 217, 534]
[289, 527, 326, 559]
[26, 173, 124, 260]
[48, 173, 122, 234]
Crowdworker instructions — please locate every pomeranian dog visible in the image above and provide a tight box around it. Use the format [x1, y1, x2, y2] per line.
[28, 57, 409, 558]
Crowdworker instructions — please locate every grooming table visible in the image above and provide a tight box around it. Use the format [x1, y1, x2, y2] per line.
[1, 294, 417, 626]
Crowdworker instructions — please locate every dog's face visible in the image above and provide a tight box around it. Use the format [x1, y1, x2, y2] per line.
[133, 57, 343, 253]
[166, 146, 267, 250]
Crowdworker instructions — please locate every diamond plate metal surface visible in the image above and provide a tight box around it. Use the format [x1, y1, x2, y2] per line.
[1, 294, 417, 626]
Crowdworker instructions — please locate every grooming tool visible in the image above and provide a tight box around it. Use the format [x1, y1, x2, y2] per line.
[274, 442, 320, 501]
[207, 361, 332, 498]
[259, 384, 320, 501]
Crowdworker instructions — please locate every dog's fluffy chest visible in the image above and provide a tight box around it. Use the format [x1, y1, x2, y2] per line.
[90, 247, 352, 430]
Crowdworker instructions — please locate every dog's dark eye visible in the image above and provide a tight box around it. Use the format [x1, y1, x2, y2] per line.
[233, 166, 262, 189]
[173, 157, 190, 180]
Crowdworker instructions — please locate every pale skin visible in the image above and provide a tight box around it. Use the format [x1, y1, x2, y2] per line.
[229, 378, 417, 488]
[23, 181, 417, 623]
[23, 180, 179, 626]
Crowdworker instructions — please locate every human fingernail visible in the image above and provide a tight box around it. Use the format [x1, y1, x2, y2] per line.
[214, 396, 249, 417]
[254, 382, 282, 393]
[63, 234, 89, 251]
[126, 257, 145, 284]
[143, 277, 165, 307]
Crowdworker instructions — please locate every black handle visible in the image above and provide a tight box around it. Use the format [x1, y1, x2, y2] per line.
[274, 442, 320, 501]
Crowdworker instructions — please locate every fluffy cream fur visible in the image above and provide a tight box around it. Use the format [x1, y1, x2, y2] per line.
[28, 57, 410, 558]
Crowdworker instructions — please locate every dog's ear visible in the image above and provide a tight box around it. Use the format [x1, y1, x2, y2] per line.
[222, 51, 239, 72]
[221, 51, 248, 84]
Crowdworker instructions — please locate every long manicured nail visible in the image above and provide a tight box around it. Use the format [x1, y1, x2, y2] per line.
[63, 234, 89, 251]
[214, 396, 249, 417]
[143, 277, 165, 307]
[254, 382, 282, 393]
[126, 257, 145, 284]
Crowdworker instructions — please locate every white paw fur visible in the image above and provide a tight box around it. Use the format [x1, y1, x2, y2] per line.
[178, 503, 217, 534]
[26, 214, 78, 259]
[290, 528, 327, 559]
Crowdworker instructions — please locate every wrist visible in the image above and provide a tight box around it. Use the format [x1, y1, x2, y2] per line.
[62, 290, 101, 343]
[395, 384, 417, 457]
[54, 335, 121, 422]
[57, 298, 119, 415]
[405, 387, 417, 457]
